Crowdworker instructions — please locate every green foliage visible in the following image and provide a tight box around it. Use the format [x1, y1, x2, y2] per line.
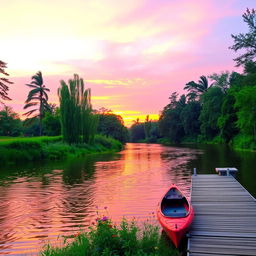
[180, 101, 201, 137]
[144, 115, 151, 140]
[231, 134, 256, 150]
[230, 8, 256, 66]
[42, 109, 61, 136]
[0, 106, 23, 136]
[129, 122, 145, 142]
[199, 87, 224, 140]
[184, 75, 212, 100]
[217, 90, 239, 143]
[159, 93, 186, 143]
[0, 60, 13, 102]
[97, 112, 128, 143]
[209, 71, 232, 93]
[58, 74, 98, 144]
[0, 135, 121, 165]
[23, 71, 51, 136]
[234, 86, 256, 140]
[23, 118, 40, 136]
[40, 218, 178, 256]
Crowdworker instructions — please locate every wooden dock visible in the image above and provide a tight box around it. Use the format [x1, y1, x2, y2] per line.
[187, 174, 256, 256]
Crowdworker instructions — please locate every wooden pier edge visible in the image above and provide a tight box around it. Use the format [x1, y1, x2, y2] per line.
[187, 174, 256, 256]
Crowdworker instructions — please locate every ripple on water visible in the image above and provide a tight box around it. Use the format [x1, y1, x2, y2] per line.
[0, 143, 203, 255]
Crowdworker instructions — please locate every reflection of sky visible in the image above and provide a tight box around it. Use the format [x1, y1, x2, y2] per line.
[0, 144, 202, 255]
[1, 0, 255, 125]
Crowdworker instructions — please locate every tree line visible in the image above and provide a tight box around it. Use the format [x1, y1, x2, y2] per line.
[130, 8, 256, 149]
[0, 66, 128, 144]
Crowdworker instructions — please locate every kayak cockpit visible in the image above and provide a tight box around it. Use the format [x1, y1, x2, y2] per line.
[161, 187, 189, 217]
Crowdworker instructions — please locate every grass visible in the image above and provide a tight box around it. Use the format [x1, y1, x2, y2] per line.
[0, 135, 123, 165]
[40, 217, 178, 256]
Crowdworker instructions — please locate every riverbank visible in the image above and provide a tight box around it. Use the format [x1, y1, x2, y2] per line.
[158, 134, 256, 151]
[0, 135, 123, 166]
[40, 217, 178, 256]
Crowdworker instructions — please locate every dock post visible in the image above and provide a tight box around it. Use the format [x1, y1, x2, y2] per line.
[193, 168, 197, 176]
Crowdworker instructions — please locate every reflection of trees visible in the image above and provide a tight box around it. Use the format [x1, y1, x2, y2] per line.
[62, 154, 121, 185]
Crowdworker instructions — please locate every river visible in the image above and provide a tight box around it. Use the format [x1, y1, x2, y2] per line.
[0, 143, 255, 255]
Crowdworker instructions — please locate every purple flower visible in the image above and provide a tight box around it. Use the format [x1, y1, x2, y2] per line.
[101, 216, 108, 221]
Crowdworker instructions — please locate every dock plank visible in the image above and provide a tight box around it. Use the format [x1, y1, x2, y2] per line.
[187, 175, 256, 256]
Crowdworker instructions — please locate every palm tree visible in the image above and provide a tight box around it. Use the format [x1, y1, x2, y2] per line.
[23, 71, 50, 136]
[184, 75, 212, 100]
[0, 60, 13, 103]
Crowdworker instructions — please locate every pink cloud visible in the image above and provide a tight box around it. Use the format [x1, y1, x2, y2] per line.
[2, 0, 255, 126]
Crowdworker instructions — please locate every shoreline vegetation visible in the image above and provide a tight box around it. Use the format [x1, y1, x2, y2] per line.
[40, 217, 178, 256]
[128, 9, 256, 152]
[0, 135, 123, 166]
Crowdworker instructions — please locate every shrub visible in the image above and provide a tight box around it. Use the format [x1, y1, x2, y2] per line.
[40, 217, 178, 256]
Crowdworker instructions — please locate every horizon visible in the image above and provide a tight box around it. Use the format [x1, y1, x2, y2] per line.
[1, 0, 255, 127]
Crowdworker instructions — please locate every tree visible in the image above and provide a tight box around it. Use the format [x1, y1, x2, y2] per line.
[144, 115, 151, 140]
[234, 86, 256, 141]
[97, 111, 128, 143]
[0, 60, 13, 103]
[58, 74, 98, 144]
[0, 106, 22, 136]
[199, 87, 224, 140]
[230, 8, 256, 66]
[217, 90, 239, 143]
[209, 71, 232, 93]
[180, 101, 201, 138]
[23, 71, 50, 136]
[184, 75, 212, 100]
[129, 122, 145, 142]
[42, 107, 61, 136]
[159, 93, 186, 143]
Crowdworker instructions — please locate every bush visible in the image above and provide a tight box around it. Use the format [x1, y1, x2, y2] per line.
[231, 134, 256, 150]
[40, 217, 178, 256]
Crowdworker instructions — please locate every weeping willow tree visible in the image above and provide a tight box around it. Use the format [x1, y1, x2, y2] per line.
[58, 74, 98, 144]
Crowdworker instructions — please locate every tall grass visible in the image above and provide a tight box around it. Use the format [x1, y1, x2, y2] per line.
[40, 217, 178, 256]
[0, 135, 123, 165]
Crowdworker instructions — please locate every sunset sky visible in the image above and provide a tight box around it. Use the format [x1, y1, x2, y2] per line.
[1, 0, 255, 126]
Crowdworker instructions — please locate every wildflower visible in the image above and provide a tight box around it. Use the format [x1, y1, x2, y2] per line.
[154, 246, 158, 250]
[92, 222, 95, 225]
[104, 206, 108, 210]
[102, 216, 108, 221]
[108, 224, 112, 228]
[111, 234, 117, 238]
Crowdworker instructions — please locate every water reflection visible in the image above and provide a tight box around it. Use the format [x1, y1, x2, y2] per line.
[0, 143, 255, 255]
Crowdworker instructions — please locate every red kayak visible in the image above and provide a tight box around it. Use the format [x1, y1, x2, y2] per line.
[157, 184, 194, 248]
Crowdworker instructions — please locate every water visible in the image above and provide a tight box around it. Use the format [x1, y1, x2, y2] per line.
[0, 143, 255, 255]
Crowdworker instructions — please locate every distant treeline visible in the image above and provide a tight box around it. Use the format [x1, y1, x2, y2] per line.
[129, 62, 256, 149]
[129, 9, 256, 150]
